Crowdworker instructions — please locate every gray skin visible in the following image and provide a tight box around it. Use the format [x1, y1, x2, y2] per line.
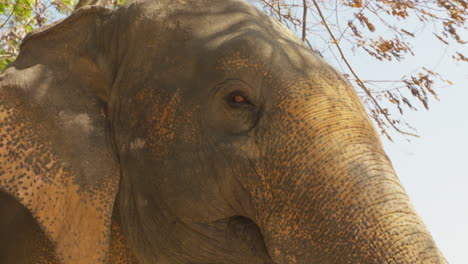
[0, 0, 447, 263]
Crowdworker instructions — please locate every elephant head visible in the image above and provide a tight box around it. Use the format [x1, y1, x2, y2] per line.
[0, 0, 447, 263]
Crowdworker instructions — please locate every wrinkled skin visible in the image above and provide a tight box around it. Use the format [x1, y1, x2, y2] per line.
[0, 0, 447, 263]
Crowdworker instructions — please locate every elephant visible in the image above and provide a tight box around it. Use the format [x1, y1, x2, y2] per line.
[0, 0, 447, 263]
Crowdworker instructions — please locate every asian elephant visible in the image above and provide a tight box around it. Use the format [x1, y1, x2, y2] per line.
[0, 0, 447, 263]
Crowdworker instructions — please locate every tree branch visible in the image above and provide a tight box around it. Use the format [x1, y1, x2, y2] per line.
[302, 0, 307, 41]
[261, 0, 282, 22]
[0, 54, 16, 59]
[310, 0, 419, 138]
[0, 1, 19, 30]
[75, 0, 107, 10]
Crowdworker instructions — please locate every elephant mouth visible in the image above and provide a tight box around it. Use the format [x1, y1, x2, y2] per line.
[188, 215, 276, 264]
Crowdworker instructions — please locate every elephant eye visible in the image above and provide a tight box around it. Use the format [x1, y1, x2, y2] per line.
[227, 92, 250, 107]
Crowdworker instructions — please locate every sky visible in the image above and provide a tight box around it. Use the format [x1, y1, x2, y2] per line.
[379, 54, 468, 264]
[383, 72, 468, 264]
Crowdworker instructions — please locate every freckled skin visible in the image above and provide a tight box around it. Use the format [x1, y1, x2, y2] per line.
[0, 1, 446, 264]
[0, 7, 121, 263]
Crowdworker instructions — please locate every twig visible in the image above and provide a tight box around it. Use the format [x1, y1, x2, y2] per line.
[261, 0, 281, 19]
[361, 80, 405, 83]
[0, 1, 19, 30]
[75, 0, 106, 10]
[311, 0, 419, 137]
[277, 0, 282, 22]
[0, 54, 16, 59]
[302, 0, 307, 41]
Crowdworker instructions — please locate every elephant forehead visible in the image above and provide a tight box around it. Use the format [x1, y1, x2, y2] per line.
[183, 2, 301, 50]
[127, 0, 318, 60]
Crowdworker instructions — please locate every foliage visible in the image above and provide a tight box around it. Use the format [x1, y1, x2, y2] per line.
[1, 0, 466, 140]
[0, 0, 122, 70]
[1, 0, 72, 68]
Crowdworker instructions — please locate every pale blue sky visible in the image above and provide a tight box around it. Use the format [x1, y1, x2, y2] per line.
[384, 74, 468, 264]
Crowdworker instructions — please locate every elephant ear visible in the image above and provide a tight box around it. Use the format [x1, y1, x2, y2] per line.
[0, 6, 119, 264]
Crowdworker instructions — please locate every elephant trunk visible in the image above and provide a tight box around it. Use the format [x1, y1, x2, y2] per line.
[248, 78, 446, 263]
[258, 163, 446, 263]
